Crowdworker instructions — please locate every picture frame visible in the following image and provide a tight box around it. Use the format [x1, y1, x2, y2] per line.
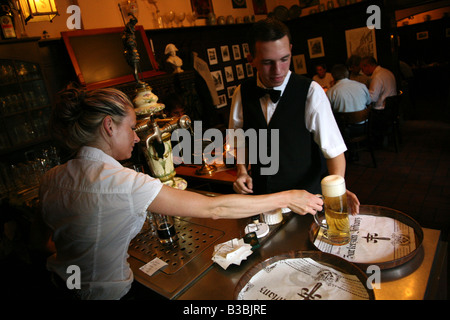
[221, 45, 231, 62]
[293, 54, 307, 74]
[190, 0, 214, 18]
[345, 26, 377, 60]
[207, 48, 218, 65]
[61, 26, 162, 90]
[245, 63, 254, 77]
[217, 94, 228, 108]
[252, 0, 267, 15]
[232, 44, 242, 60]
[236, 64, 245, 80]
[227, 85, 237, 98]
[307, 37, 325, 59]
[211, 70, 224, 91]
[242, 43, 250, 58]
[232, 0, 247, 9]
[224, 66, 234, 82]
[416, 31, 428, 40]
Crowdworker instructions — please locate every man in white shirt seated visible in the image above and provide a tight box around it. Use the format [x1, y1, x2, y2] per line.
[360, 56, 397, 110]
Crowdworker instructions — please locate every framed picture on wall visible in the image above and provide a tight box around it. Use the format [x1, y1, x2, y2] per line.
[211, 70, 224, 91]
[221, 45, 231, 62]
[345, 26, 377, 60]
[252, 0, 267, 15]
[224, 66, 234, 82]
[232, 45, 241, 60]
[307, 37, 325, 59]
[207, 48, 218, 65]
[242, 43, 250, 58]
[190, 0, 214, 18]
[227, 85, 237, 98]
[245, 63, 254, 77]
[293, 54, 307, 74]
[236, 64, 245, 80]
[217, 94, 227, 108]
[416, 31, 428, 40]
[232, 0, 247, 9]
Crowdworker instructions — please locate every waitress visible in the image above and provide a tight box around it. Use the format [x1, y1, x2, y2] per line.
[39, 87, 324, 300]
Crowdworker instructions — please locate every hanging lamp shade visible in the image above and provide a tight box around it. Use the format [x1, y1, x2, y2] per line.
[19, 0, 59, 23]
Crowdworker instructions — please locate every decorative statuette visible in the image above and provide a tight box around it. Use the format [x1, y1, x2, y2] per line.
[165, 43, 184, 73]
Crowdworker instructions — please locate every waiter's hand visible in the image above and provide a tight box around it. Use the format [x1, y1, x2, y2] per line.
[347, 189, 360, 215]
[233, 172, 253, 194]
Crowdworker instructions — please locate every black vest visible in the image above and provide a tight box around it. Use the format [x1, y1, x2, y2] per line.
[241, 74, 323, 195]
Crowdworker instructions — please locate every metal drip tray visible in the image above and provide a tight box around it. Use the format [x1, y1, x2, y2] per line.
[129, 217, 225, 274]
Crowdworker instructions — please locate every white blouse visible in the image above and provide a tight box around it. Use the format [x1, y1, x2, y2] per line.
[40, 146, 163, 299]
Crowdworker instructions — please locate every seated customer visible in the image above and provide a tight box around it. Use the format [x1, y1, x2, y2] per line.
[40, 87, 324, 300]
[312, 63, 334, 90]
[327, 64, 371, 160]
[326, 64, 371, 114]
[346, 55, 371, 88]
[360, 56, 397, 110]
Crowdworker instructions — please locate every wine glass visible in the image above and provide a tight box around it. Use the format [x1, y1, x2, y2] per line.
[167, 11, 175, 27]
[187, 11, 197, 26]
[176, 12, 185, 27]
[186, 12, 194, 26]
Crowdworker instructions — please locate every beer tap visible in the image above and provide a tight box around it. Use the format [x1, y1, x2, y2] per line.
[135, 115, 192, 149]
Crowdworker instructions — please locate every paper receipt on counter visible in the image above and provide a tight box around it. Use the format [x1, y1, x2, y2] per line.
[139, 257, 168, 276]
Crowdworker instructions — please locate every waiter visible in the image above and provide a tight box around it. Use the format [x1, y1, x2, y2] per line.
[229, 18, 360, 214]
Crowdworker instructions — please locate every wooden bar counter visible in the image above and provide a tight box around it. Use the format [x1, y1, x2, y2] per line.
[128, 203, 447, 300]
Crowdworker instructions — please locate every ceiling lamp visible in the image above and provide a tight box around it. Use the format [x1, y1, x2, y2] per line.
[18, 0, 59, 23]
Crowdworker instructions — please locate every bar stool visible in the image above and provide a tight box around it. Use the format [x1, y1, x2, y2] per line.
[334, 107, 377, 168]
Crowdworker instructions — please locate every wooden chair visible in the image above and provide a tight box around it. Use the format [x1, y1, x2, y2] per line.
[370, 91, 403, 152]
[334, 107, 377, 168]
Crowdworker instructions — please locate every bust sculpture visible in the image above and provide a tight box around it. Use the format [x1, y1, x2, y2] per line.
[165, 43, 183, 73]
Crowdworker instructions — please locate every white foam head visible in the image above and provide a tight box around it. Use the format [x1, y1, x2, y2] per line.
[321, 175, 346, 197]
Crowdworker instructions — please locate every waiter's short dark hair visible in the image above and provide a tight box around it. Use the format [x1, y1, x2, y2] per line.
[247, 18, 291, 57]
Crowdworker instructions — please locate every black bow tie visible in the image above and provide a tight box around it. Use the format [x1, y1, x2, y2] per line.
[256, 87, 282, 103]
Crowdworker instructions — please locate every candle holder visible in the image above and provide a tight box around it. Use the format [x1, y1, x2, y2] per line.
[195, 157, 217, 175]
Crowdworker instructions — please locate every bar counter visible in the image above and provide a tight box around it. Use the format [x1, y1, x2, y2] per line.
[128, 204, 446, 300]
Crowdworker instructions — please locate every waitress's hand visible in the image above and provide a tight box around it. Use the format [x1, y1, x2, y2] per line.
[286, 190, 324, 216]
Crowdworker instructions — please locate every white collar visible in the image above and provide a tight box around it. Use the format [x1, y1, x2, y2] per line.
[256, 70, 292, 94]
[77, 146, 123, 167]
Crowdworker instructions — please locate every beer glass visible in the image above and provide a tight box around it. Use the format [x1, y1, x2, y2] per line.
[152, 213, 177, 244]
[314, 175, 350, 245]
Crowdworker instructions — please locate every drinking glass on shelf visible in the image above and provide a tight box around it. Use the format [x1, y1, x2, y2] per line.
[186, 11, 197, 26]
[176, 12, 185, 27]
[167, 11, 175, 27]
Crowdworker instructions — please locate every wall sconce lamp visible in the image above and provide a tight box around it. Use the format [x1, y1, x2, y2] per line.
[18, 0, 59, 24]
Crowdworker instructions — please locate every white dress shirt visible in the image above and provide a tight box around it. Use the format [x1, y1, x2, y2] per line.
[40, 146, 163, 300]
[229, 71, 346, 159]
[369, 65, 397, 109]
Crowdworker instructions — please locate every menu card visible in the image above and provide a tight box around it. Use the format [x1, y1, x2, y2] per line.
[314, 215, 416, 264]
[238, 258, 370, 300]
